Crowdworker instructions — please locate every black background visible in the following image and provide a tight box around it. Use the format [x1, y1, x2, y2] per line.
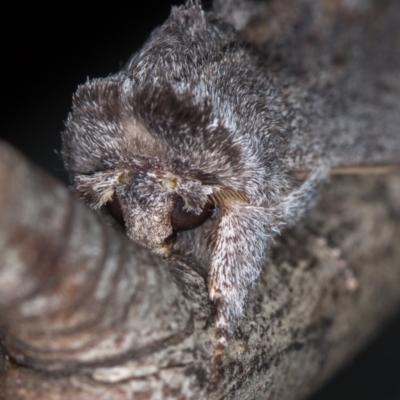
[1, 2, 400, 399]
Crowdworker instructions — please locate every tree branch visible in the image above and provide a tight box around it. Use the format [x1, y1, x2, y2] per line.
[1, 140, 400, 400]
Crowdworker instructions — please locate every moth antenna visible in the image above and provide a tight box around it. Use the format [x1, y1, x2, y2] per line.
[296, 164, 399, 180]
[208, 190, 248, 206]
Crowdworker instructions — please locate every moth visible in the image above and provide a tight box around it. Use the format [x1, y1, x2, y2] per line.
[62, 2, 400, 346]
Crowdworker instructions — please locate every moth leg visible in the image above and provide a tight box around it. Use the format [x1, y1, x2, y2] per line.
[207, 202, 273, 346]
[208, 164, 330, 342]
[206, 166, 330, 379]
[279, 163, 331, 227]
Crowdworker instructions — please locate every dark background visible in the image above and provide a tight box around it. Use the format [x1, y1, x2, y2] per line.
[1, 2, 400, 399]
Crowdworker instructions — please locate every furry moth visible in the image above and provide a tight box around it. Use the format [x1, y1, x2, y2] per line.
[62, 2, 400, 346]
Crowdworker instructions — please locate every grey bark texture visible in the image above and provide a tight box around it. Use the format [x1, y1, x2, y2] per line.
[0, 144, 400, 400]
[1, 0, 400, 399]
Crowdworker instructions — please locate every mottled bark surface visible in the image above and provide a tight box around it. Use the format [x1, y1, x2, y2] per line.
[0, 139, 400, 400]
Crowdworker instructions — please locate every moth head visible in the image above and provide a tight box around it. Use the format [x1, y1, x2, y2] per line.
[61, 6, 251, 256]
[62, 77, 249, 257]
[73, 167, 215, 257]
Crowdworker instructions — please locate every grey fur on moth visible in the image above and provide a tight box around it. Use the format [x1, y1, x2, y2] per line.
[61, 2, 398, 340]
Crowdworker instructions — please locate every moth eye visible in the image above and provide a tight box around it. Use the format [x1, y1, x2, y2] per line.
[106, 195, 124, 223]
[171, 196, 213, 231]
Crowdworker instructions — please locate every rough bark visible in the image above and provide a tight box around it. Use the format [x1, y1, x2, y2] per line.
[0, 136, 400, 400]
